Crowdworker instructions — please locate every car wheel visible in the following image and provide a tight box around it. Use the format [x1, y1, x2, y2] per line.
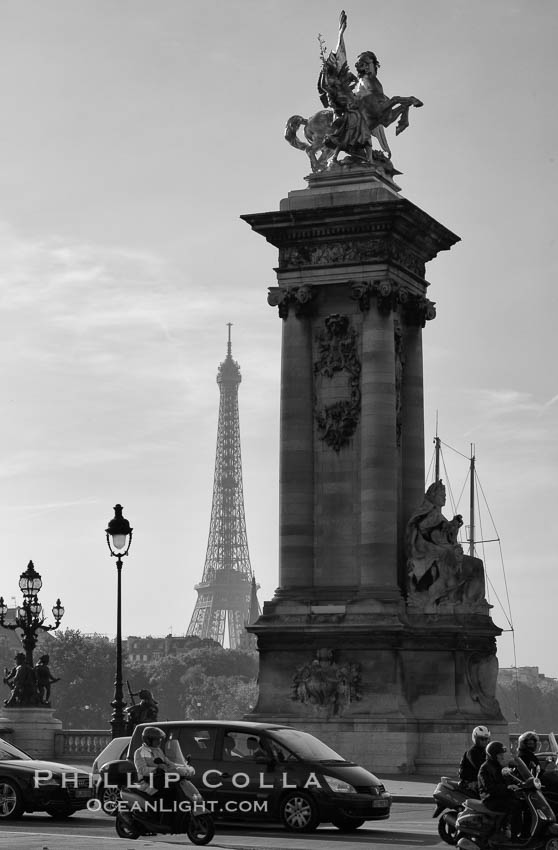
[99, 783, 120, 816]
[0, 779, 24, 819]
[546, 841, 558, 850]
[279, 790, 320, 832]
[438, 811, 459, 845]
[45, 806, 75, 819]
[186, 813, 215, 845]
[331, 814, 365, 832]
[115, 813, 140, 839]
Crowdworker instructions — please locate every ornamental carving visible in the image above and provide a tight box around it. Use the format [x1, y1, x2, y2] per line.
[314, 314, 361, 451]
[394, 319, 405, 447]
[279, 239, 424, 277]
[279, 239, 386, 269]
[291, 648, 362, 717]
[267, 285, 314, 319]
[467, 652, 501, 716]
[402, 293, 436, 326]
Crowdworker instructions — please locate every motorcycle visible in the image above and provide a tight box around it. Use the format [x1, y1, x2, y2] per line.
[455, 757, 558, 850]
[115, 746, 215, 845]
[433, 776, 473, 845]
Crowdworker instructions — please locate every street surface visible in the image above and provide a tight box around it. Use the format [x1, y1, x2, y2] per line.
[0, 802, 439, 850]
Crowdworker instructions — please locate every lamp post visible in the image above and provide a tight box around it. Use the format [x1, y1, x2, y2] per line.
[106, 504, 133, 739]
[0, 561, 64, 705]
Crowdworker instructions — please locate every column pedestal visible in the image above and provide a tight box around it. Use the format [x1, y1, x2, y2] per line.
[0, 706, 63, 759]
[242, 166, 507, 772]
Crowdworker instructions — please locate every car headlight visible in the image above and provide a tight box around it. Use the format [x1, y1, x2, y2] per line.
[33, 777, 61, 788]
[322, 775, 356, 794]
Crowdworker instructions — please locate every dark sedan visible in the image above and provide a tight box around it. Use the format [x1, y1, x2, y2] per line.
[0, 737, 94, 819]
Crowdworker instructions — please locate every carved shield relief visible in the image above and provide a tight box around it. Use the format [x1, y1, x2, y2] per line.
[313, 314, 361, 452]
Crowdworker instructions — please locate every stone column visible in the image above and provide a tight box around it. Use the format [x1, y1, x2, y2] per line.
[400, 298, 435, 534]
[269, 287, 314, 591]
[357, 282, 399, 590]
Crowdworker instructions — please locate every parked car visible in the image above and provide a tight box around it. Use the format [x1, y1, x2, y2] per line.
[0, 737, 94, 819]
[91, 735, 130, 815]
[102, 720, 392, 833]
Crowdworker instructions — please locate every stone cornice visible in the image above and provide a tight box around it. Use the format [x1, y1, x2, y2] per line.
[241, 199, 460, 267]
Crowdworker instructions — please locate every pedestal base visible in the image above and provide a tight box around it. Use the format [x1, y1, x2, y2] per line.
[246, 714, 508, 775]
[0, 707, 62, 759]
[248, 599, 507, 774]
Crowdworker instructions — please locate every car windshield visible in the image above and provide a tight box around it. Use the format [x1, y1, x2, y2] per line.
[0, 739, 31, 761]
[270, 729, 346, 762]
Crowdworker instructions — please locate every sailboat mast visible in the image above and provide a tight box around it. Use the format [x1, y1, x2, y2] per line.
[469, 444, 475, 557]
[434, 412, 441, 481]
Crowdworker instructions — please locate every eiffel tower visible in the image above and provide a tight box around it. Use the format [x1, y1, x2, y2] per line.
[187, 326, 258, 648]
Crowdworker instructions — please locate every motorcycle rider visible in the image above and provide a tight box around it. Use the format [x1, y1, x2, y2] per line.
[478, 741, 523, 838]
[459, 725, 491, 794]
[132, 726, 195, 822]
[517, 731, 540, 773]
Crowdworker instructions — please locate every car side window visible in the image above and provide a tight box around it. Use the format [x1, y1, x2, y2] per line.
[222, 731, 269, 761]
[166, 727, 217, 761]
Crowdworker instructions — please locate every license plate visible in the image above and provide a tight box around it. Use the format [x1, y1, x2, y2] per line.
[373, 799, 390, 808]
[74, 788, 92, 798]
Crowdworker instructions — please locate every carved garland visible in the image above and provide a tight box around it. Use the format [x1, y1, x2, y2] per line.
[278, 239, 425, 278]
[313, 314, 361, 452]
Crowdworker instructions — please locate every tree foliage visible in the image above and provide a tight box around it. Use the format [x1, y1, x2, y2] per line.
[33, 631, 259, 728]
[42, 629, 121, 728]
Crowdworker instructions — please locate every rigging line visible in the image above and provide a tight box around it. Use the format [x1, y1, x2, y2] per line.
[475, 469, 515, 629]
[474, 472, 489, 602]
[484, 571, 514, 629]
[440, 450, 458, 516]
[439, 439, 471, 461]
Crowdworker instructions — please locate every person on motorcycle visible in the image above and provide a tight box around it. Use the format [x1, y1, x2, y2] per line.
[517, 731, 540, 772]
[517, 730, 558, 796]
[133, 726, 195, 820]
[459, 725, 491, 794]
[478, 741, 523, 838]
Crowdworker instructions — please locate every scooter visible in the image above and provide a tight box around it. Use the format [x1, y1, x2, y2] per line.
[433, 776, 472, 845]
[114, 748, 215, 846]
[456, 757, 558, 850]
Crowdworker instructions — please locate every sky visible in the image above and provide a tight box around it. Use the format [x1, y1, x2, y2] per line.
[0, 0, 556, 676]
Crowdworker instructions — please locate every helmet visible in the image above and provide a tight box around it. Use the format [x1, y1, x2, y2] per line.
[518, 731, 539, 750]
[142, 726, 165, 747]
[486, 741, 507, 760]
[472, 725, 491, 744]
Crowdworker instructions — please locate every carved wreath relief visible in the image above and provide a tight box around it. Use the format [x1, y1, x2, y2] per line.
[313, 314, 361, 451]
[291, 648, 362, 717]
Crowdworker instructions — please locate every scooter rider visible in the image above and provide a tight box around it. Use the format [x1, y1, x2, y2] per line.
[517, 731, 540, 773]
[478, 741, 523, 838]
[459, 726, 491, 794]
[134, 726, 195, 816]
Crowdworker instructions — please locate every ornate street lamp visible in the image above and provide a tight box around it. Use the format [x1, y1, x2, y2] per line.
[0, 561, 64, 686]
[106, 504, 133, 739]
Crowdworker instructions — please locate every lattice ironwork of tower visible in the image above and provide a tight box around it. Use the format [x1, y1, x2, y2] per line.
[187, 326, 258, 649]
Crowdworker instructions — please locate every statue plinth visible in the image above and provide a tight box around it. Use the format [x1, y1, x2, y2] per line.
[0, 706, 62, 759]
[242, 169, 507, 774]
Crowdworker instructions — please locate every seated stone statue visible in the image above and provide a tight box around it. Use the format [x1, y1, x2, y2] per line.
[406, 480, 487, 610]
[406, 480, 463, 599]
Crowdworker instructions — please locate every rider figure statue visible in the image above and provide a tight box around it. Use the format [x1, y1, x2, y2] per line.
[286, 10, 423, 171]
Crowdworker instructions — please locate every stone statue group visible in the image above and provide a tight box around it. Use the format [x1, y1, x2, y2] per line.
[285, 10, 423, 172]
[3, 653, 59, 707]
